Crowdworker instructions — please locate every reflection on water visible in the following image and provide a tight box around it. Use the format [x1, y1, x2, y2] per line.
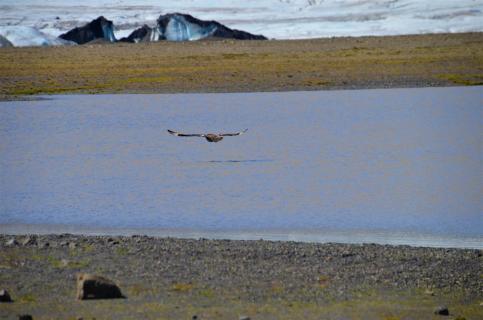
[0, 87, 482, 246]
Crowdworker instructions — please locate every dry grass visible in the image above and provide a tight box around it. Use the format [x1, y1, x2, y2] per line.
[0, 33, 482, 98]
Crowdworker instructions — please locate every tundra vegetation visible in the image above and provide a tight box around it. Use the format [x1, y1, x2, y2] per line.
[0, 33, 482, 99]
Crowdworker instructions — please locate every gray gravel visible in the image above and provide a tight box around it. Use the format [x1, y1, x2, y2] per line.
[0, 234, 481, 319]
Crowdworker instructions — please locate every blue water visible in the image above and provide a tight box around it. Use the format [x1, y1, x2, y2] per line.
[0, 87, 482, 247]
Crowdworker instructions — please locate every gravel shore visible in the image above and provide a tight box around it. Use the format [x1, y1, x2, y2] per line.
[0, 234, 481, 319]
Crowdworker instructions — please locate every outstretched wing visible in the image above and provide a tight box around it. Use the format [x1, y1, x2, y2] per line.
[219, 129, 248, 137]
[167, 129, 204, 137]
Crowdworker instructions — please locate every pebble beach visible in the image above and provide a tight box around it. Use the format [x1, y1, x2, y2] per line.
[0, 234, 481, 319]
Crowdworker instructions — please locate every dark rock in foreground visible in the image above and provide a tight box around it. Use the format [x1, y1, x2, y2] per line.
[59, 16, 116, 45]
[76, 273, 124, 300]
[0, 289, 13, 302]
[434, 306, 450, 315]
[121, 13, 267, 43]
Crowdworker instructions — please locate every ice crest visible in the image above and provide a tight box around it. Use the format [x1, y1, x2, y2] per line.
[59, 16, 116, 45]
[120, 13, 265, 43]
[163, 14, 217, 41]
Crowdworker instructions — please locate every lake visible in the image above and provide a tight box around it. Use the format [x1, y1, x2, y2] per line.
[1, 87, 482, 248]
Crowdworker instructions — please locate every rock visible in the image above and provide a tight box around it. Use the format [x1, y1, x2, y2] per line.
[49, 241, 58, 248]
[424, 289, 434, 296]
[18, 315, 33, 320]
[60, 259, 70, 267]
[59, 16, 116, 45]
[69, 242, 77, 249]
[0, 289, 13, 302]
[106, 237, 119, 246]
[433, 306, 449, 315]
[5, 238, 18, 246]
[38, 242, 50, 248]
[21, 236, 36, 246]
[239, 316, 251, 320]
[76, 273, 125, 300]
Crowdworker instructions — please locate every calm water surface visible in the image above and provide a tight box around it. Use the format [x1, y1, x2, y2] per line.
[1, 87, 482, 247]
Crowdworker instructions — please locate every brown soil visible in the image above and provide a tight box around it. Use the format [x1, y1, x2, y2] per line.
[0, 33, 482, 100]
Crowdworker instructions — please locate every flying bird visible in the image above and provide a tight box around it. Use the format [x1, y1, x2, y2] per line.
[167, 129, 248, 143]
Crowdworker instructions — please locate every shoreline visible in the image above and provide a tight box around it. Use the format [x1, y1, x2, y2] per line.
[1, 234, 482, 319]
[1, 224, 483, 250]
[1, 32, 482, 100]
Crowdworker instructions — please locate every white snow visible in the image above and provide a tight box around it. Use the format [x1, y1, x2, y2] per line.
[0, 0, 481, 44]
[0, 26, 75, 47]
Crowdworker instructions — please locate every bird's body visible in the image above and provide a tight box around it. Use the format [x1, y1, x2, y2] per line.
[203, 134, 224, 143]
[167, 129, 247, 143]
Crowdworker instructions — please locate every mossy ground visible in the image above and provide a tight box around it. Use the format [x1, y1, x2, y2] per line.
[0, 33, 482, 99]
[1, 235, 481, 320]
[1, 282, 480, 320]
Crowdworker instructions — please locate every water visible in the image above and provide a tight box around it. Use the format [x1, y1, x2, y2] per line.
[1, 87, 482, 248]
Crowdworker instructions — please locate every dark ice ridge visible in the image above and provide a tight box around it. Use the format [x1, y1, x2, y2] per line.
[60, 13, 267, 45]
[59, 16, 116, 45]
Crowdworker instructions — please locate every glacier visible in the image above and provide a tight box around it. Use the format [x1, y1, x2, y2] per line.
[163, 14, 217, 41]
[121, 14, 218, 42]
[0, 26, 74, 47]
[121, 13, 266, 42]
[0, 0, 482, 45]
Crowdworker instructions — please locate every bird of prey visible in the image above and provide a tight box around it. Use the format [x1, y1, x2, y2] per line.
[167, 129, 248, 143]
